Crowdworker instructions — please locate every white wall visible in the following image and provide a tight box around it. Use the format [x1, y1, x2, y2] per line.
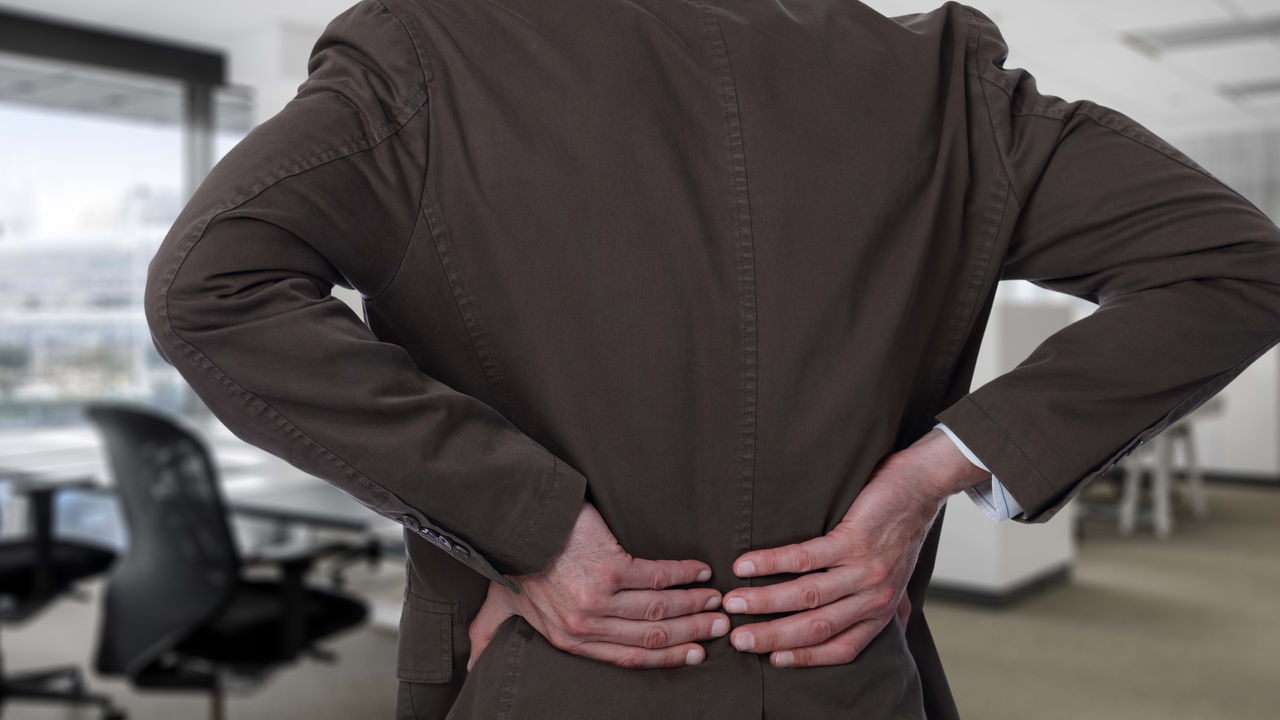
[1168, 128, 1280, 479]
[933, 289, 1080, 593]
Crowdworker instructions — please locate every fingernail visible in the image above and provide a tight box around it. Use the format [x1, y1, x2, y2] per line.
[723, 597, 747, 613]
[685, 648, 702, 665]
[711, 618, 728, 637]
[704, 595, 721, 611]
[466, 659, 474, 672]
[696, 568, 711, 582]
[733, 631, 754, 651]
[736, 560, 755, 576]
[774, 651, 794, 668]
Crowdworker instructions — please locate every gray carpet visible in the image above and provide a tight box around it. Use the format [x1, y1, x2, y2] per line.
[928, 480, 1280, 720]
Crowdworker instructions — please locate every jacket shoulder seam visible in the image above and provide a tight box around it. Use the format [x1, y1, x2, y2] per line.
[376, 0, 436, 86]
[151, 88, 429, 510]
[1070, 104, 1229, 189]
[963, 4, 1024, 209]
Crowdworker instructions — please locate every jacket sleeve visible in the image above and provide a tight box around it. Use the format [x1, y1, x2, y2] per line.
[144, 0, 586, 592]
[934, 4, 1280, 523]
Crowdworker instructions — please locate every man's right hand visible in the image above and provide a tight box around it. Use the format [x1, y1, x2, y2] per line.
[466, 501, 729, 671]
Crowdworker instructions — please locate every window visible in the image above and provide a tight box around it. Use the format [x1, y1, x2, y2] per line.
[0, 21, 252, 430]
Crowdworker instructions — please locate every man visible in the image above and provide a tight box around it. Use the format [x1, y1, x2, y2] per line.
[143, 0, 1280, 717]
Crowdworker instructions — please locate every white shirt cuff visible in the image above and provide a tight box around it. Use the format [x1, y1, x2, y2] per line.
[932, 422, 1024, 522]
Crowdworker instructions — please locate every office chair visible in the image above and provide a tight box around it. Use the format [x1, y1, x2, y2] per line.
[0, 469, 123, 719]
[84, 402, 372, 720]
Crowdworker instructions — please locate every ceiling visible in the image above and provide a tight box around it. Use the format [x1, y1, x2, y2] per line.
[871, 0, 1280, 139]
[0, 50, 253, 131]
[0, 0, 1277, 140]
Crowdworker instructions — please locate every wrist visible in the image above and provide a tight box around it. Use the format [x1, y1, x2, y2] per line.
[905, 428, 994, 502]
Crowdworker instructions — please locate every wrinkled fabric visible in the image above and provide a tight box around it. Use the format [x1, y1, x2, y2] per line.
[144, 0, 1280, 718]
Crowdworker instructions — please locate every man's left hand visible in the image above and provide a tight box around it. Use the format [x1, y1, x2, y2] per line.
[720, 427, 989, 668]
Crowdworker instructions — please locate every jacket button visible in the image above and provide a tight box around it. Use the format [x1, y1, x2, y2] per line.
[454, 545, 470, 558]
[402, 515, 422, 532]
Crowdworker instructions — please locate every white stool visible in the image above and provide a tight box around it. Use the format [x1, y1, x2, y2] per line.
[1117, 397, 1219, 538]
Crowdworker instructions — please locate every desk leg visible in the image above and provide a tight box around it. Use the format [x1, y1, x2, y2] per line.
[29, 488, 54, 599]
[1153, 435, 1174, 539]
[1119, 457, 1140, 536]
[1183, 427, 1209, 519]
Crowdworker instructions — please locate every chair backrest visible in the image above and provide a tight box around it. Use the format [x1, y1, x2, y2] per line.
[85, 401, 240, 676]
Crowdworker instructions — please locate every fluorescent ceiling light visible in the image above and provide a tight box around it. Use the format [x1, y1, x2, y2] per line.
[1221, 77, 1280, 100]
[1122, 15, 1280, 58]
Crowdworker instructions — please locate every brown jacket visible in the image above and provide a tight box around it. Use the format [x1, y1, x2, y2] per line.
[144, 0, 1280, 717]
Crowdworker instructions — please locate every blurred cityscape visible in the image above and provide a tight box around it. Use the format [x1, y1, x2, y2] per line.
[0, 184, 184, 427]
[0, 51, 250, 428]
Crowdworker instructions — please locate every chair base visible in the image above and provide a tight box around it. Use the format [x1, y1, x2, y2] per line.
[0, 663, 125, 719]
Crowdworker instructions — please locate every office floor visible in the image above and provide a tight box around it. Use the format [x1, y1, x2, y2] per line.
[0, 481, 1276, 719]
[931, 480, 1280, 720]
[0, 559, 404, 719]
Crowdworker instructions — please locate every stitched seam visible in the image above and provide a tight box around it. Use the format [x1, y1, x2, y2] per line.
[366, 194, 426, 302]
[377, 0, 436, 84]
[406, 681, 420, 719]
[969, 327, 1280, 507]
[925, 180, 1015, 438]
[362, 0, 435, 302]
[495, 620, 526, 720]
[162, 84, 427, 309]
[153, 88, 429, 521]
[1068, 107, 1259, 211]
[404, 587, 459, 614]
[418, 185, 517, 421]
[1131, 328, 1280, 454]
[418, 180, 549, 561]
[964, 4, 1026, 209]
[398, 604, 452, 682]
[926, 3, 1022, 431]
[163, 336, 413, 512]
[956, 394, 1057, 496]
[366, 106, 431, 302]
[964, 4, 1244, 209]
[509, 455, 563, 562]
[694, 0, 758, 570]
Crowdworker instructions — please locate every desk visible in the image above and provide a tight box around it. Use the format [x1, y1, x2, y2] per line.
[219, 482, 374, 532]
[0, 470, 101, 618]
[0, 424, 390, 534]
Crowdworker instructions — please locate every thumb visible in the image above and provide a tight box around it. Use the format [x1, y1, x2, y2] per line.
[467, 581, 516, 672]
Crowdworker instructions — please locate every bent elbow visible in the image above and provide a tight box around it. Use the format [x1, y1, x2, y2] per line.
[143, 232, 187, 367]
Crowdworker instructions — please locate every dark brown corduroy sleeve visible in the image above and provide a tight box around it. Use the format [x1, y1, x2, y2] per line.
[935, 4, 1280, 523]
[144, 0, 585, 591]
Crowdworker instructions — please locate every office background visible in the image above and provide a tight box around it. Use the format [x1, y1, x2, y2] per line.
[0, 1, 1277, 718]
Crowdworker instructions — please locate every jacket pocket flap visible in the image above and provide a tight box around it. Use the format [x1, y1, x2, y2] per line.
[396, 590, 456, 683]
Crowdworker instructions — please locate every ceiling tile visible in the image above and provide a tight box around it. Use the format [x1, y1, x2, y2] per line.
[1, 0, 1277, 138]
[1158, 37, 1280, 87]
[1014, 41, 1198, 106]
[1058, 0, 1234, 31]
[974, 2, 1105, 47]
[1228, 0, 1280, 17]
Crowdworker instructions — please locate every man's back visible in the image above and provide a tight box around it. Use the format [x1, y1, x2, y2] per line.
[145, 0, 1280, 717]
